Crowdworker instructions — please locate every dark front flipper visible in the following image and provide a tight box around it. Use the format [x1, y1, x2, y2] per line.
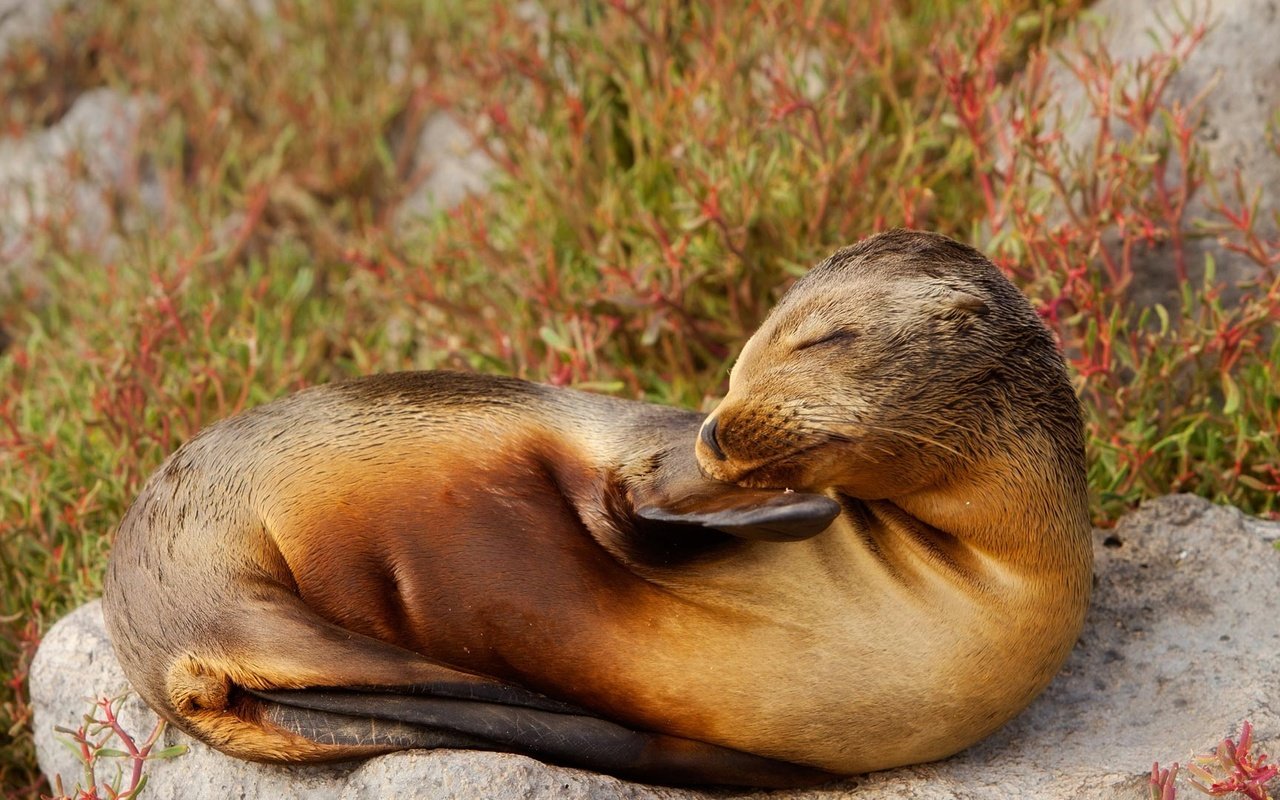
[635, 491, 839, 542]
[626, 438, 839, 542]
[249, 688, 835, 788]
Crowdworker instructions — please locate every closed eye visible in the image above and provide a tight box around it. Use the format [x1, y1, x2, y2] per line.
[795, 329, 857, 351]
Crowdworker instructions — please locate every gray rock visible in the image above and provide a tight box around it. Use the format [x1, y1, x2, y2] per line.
[0, 88, 163, 293]
[31, 495, 1280, 799]
[1044, 0, 1280, 307]
[0, 0, 76, 61]
[393, 110, 494, 233]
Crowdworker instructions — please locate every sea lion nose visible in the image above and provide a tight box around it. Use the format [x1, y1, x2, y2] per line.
[700, 417, 727, 461]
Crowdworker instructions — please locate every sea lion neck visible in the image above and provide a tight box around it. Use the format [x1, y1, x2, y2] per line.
[887, 435, 1092, 578]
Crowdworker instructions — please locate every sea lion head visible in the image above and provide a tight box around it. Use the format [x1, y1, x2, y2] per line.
[697, 229, 1075, 499]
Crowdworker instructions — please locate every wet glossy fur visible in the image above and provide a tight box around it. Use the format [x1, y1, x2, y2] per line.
[103, 230, 1091, 785]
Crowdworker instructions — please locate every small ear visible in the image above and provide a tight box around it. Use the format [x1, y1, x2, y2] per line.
[636, 491, 841, 542]
[941, 290, 990, 316]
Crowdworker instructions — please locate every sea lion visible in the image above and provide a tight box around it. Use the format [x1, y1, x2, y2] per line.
[102, 229, 1091, 788]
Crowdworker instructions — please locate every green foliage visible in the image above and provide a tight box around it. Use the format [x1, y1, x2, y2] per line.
[406, 1, 1074, 402]
[930, 4, 1280, 520]
[1, 1, 1276, 796]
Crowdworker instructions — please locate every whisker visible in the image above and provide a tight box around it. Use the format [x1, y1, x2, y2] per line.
[799, 403, 986, 440]
[751, 402, 971, 461]
[800, 418, 965, 457]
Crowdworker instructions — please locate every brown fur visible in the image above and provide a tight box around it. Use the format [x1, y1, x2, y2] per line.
[103, 229, 1091, 780]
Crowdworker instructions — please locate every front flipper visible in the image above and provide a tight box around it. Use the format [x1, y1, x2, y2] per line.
[635, 490, 839, 542]
[249, 687, 835, 788]
[626, 441, 839, 543]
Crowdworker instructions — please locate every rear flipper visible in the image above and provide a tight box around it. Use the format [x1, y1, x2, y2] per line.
[249, 687, 836, 788]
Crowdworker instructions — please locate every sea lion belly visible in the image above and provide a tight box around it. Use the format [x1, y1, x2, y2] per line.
[602, 506, 1080, 774]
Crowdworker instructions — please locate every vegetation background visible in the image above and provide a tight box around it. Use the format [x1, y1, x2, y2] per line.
[1, 1, 1276, 796]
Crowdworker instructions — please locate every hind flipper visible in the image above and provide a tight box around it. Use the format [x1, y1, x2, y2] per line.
[165, 595, 588, 759]
[250, 688, 835, 788]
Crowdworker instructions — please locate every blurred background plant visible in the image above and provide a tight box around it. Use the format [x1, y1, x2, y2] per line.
[1, 0, 1276, 795]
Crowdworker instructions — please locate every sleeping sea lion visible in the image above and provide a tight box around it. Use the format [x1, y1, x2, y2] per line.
[102, 229, 1091, 787]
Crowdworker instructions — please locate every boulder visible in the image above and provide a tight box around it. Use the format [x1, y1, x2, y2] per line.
[0, 88, 163, 295]
[0, 0, 75, 61]
[392, 110, 494, 233]
[30, 495, 1280, 799]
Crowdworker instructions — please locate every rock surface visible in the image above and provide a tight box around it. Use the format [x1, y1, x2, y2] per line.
[30, 495, 1280, 799]
[0, 88, 162, 293]
[1045, 0, 1280, 306]
[393, 110, 495, 233]
[0, 0, 75, 60]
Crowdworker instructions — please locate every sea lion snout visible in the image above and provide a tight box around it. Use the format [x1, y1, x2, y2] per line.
[695, 399, 821, 488]
[695, 404, 756, 482]
[695, 413, 742, 482]
[698, 417, 727, 461]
